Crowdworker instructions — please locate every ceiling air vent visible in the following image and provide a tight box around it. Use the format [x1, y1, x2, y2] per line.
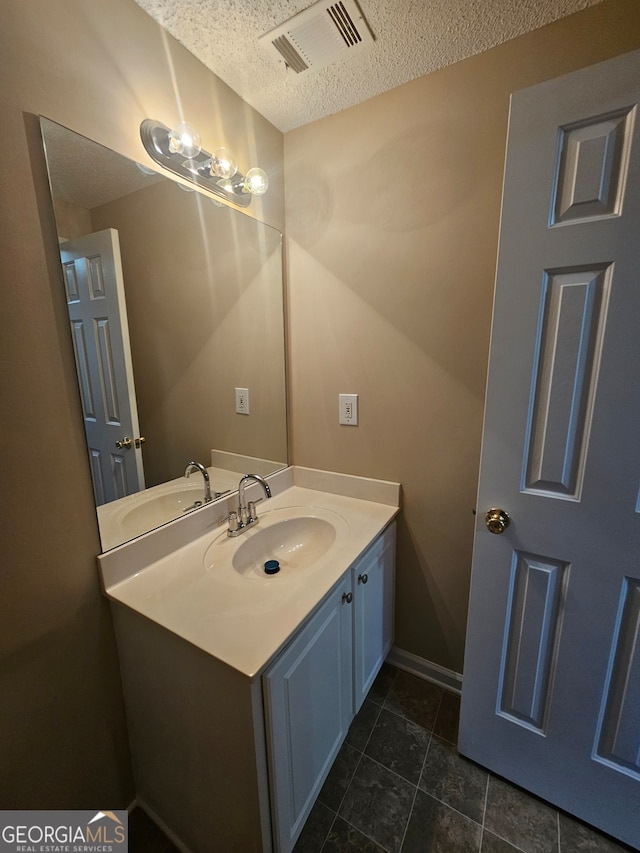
[259, 0, 374, 75]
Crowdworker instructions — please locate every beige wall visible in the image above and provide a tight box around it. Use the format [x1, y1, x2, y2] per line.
[0, 0, 283, 807]
[3, 0, 640, 812]
[284, 0, 640, 672]
[92, 181, 287, 487]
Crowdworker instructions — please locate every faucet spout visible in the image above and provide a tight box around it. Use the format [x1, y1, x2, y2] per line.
[228, 473, 272, 537]
[184, 461, 212, 503]
[238, 473, 271, 508]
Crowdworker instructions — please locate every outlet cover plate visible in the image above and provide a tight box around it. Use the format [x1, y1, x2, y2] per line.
[235, 387, 250, 415]
[339, 393, 358, 425]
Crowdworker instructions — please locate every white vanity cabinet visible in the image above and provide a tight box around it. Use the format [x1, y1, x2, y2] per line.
[104, 485, 398, 853]
[263, 522, 396, 853]
[353, 521, 396, 711]
[263, 577, 354, 852]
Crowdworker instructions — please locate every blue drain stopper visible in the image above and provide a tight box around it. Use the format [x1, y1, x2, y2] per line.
[264, 559, 280, 575]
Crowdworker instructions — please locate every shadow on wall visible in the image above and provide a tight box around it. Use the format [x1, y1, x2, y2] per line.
[286, 118, 495, 401]
[394, 513, 466, 673]
[0, 596, 134, 808]
[344, 121, 481, 234]
[286, 162, 335, 247]
[287, 117, 483, 246]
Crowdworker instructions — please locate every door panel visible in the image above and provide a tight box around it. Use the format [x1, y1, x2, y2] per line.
[523, 264, 611, 499]
[459, 50, 640, 848]
[551, 107, 634, 225]
[596, 578, 640, 775]
[499, 551, 569, 734]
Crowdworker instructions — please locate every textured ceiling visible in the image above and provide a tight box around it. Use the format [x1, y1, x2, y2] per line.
[132, 0, 604, 133]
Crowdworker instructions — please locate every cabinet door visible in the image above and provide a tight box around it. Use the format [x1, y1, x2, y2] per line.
[263, 580, 354, 853]
[353, 522, 396, 712]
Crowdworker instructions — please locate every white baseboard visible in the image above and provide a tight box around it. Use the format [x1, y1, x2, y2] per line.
[386, 646, 463, 695]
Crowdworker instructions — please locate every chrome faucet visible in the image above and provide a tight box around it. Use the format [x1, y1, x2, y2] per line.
[227, 473, 272, 537]
[184, 461, 212, 504]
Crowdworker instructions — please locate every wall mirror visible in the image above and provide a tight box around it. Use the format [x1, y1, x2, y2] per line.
[40, 117, 287, 552]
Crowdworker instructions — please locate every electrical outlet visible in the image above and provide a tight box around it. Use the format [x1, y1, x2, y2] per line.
[235, 387, 250, 415]
[339, 393, 358, 425]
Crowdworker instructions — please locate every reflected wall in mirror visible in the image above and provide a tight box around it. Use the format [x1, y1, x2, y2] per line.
[40, 117, 287, 552]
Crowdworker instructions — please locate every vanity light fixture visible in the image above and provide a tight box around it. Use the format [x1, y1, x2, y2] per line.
[140, 119, 269, 207]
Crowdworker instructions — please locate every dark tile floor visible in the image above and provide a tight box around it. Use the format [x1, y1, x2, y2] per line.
[293, 665, 637, 853]
[128, 664, 637, 852]
[129, 807, 179, 852]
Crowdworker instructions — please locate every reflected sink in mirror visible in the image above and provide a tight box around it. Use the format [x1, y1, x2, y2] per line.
[204, 506, 350, 581]
[98, 473, 236, 550]
[121, 487, 214, 531]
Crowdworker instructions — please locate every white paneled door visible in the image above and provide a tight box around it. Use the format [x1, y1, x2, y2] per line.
[459, 50, 640, 848]
[60, 229, 144, 505]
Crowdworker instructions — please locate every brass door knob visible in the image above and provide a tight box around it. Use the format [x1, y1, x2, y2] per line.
[485, 508, 510, 534]
[115, 436, 132, 450]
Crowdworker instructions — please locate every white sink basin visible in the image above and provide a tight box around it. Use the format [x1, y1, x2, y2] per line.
[204, 505, 350, 580]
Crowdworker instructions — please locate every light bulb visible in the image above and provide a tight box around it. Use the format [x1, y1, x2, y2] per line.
[244, 167, 269, 195]
[168, 121, 201, 158]
[209, 147, 237, 180]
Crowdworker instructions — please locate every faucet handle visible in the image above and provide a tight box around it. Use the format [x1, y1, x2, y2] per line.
[227, 510, 241, 535]
[247, 499, 263, 522]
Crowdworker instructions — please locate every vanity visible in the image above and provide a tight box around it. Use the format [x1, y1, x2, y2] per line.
[98, 466, 400, 853]
[40, 117, 399, 850]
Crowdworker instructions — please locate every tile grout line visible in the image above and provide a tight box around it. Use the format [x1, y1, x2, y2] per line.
[397, 686, 443, 852]
[320, 667, 448, 853]
[360, 697, 385, 754]
[318, 748, 364, 853]
[481, 776, 547, 853]
[340, 674, 399, 853]
[379, 697, 444, 730]
[479, 770, 490, 853]
[345, 667, 406, 853]
[337, 814, 393, 853]
[316, 809, 337, 853]
[319, 689, 389, 853]
[398, 728, 434, 853]
[357, 744, 435, 790]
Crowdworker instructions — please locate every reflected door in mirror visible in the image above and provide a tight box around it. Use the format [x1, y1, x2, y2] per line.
[60, 228, 145, 504]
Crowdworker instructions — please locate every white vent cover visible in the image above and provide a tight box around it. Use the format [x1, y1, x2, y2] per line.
[259, 0, 374, 74]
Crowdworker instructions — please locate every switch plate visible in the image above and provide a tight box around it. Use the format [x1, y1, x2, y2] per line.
[235, 387, 250, 415]
[339, 393, 358, 425]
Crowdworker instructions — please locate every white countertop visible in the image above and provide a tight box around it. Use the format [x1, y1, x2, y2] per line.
[99, 469, 400, 679]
